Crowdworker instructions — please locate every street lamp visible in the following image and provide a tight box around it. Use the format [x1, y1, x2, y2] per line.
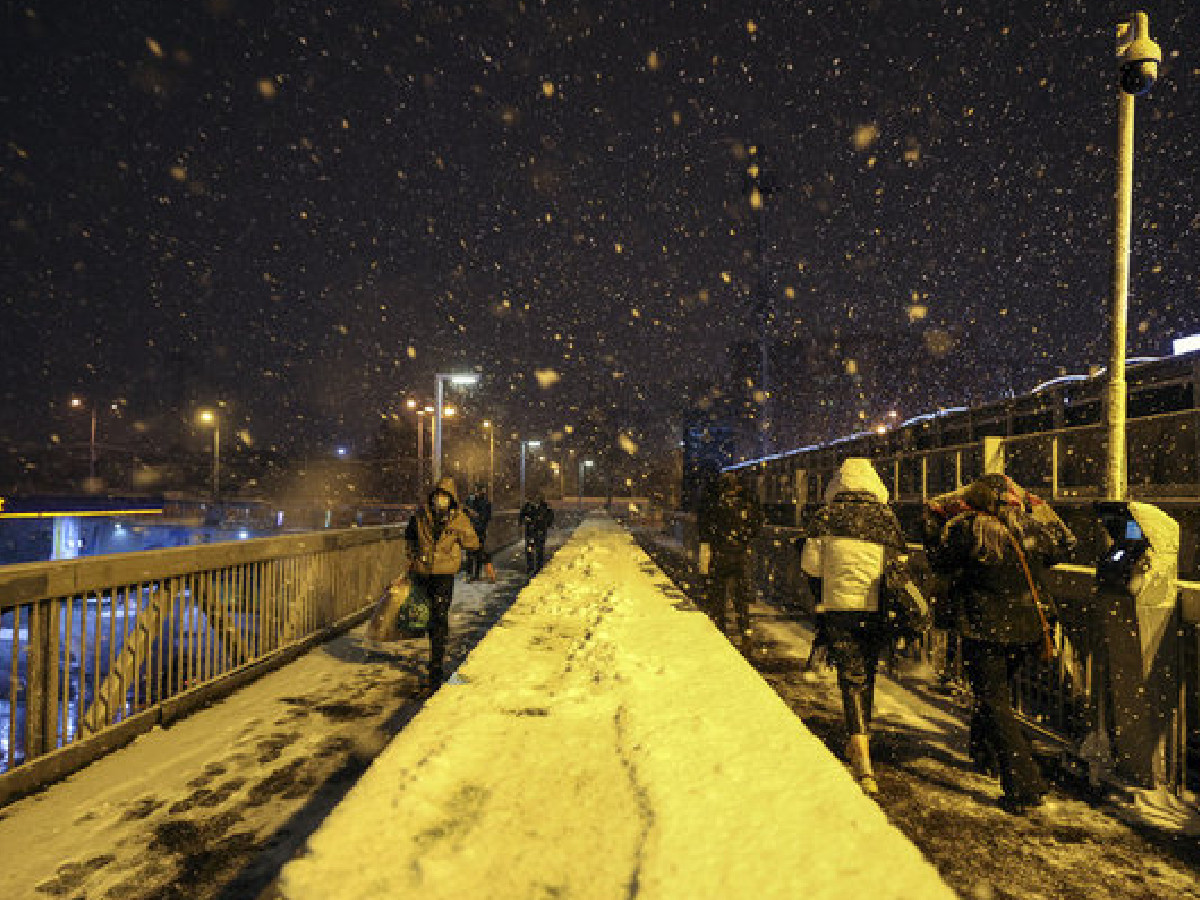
[197, 408, 221, 499]
[434, 372, 479, 483]
[482, 420, 495, 502]
[520, 439, 542, 509]
[578, 458, 595, 512]
[1105, 11, 1162, 501]
[69, 396, 98, 482]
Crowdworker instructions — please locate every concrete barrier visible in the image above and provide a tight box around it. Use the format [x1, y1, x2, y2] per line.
[280, 516, 956, 900]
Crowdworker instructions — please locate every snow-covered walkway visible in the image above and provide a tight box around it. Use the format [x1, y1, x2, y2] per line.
[279, 517, 957, 899]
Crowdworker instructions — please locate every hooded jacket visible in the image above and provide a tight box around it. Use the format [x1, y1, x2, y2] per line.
[405, 476, 480, 576]
[800, 458, 906, 613]
[927, 475, 1074, 643]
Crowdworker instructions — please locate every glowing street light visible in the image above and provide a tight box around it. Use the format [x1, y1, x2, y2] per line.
[197, 408, 221, 499]
[578, 458, 595, 512]
[520, 439, 542, 509]
[69, 396, 98, 482]
[434, 372, 479, 482]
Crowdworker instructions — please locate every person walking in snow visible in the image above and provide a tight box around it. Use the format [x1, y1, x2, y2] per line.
[405, 475, 480, 692]
[925, 473, 1075, 814]
[799, 457, 906, 795]
[697, 472, 764, 642]
[464, 484, 493, 582]
[520, 494, 554, 576]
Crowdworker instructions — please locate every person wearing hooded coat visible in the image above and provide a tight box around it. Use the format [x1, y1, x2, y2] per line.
[405, 476, 480, 690]
[800, 457, 906, 795]
[926, 473, 1075, 814]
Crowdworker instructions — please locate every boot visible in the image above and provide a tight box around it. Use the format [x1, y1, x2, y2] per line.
[846, 733, 879, 795]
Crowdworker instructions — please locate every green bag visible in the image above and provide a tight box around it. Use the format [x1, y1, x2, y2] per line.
[396, 579, 431, 635]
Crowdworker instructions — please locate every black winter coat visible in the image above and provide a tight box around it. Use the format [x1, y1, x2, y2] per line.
[929, 512, 1066, 644]
[697, 485, 763, 572]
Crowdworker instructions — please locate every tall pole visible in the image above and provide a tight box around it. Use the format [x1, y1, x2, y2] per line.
[1105, 89, 1134, 502]
[488, 426, 495, 502]
[1105, 11, 1160, 502]
[212, 420, 221, 499]
[88, 408, 97, 482]
[416, 413, 425, 503]
[434, 376, 445, 483]
[520, 441, 527, 510]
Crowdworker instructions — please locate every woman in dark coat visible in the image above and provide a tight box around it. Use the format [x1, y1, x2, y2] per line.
[928, 473, 1075, 813]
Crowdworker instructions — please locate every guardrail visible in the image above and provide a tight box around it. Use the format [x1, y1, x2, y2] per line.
[749, 524, 1200, 798]
[0, 525, 410, 802]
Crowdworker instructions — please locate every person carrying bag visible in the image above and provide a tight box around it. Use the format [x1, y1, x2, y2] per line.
[926, 473, 1075, 814]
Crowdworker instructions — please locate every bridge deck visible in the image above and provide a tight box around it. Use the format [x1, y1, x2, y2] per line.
[278, 518, 955, 899]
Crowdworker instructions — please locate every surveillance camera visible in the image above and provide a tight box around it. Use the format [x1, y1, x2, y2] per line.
[1119, 58, 1158, 96]
[1116, 12, 1162, 96]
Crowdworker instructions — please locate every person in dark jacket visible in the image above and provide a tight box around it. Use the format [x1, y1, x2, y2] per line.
[927, 473, 1075, 813]
[405, 476, 480, 691]
[799, 458, 906, 795]
[520, 495, 554, 576]
[696, 472, 764, 641]
[464, 485, 493, 582]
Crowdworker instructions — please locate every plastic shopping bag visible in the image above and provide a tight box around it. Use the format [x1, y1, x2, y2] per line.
[396, 579, 431, 636]
[365, 578, 409, 642]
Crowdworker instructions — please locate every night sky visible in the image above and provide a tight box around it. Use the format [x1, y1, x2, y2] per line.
[3, 1, 1200, 467]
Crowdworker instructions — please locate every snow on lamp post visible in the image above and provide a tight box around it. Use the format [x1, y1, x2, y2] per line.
[1105, 11, 1162, 501]
[433, 372, 478, 484]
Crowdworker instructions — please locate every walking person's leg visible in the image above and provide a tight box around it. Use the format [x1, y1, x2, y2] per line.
[828, 617, 879, 794]
[962, 638, 1045, 809]
[425, 575, 455, 689]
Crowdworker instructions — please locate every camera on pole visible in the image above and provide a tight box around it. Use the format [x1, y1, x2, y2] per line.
[1116, 11, 1161, 96]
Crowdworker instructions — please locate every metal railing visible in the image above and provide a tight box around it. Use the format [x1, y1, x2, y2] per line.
[0, 526, 409, 793]
[777, 407, 1200, 506]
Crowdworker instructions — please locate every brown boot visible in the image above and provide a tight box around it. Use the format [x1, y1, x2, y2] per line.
[846, 733, 879, 795]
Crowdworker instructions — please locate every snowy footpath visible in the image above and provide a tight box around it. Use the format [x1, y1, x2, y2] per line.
[279, 517, 957, 900]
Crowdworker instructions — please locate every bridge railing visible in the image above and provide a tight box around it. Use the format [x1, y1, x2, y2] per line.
[0, 526, 409, 800]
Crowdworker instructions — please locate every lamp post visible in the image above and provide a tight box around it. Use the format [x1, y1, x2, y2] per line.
[1105, 11, 1162, 501]
[197, 409, 221, 499]
[483, 419, 495, 502]
[69, 397, 98, 481]
[578, 458, 595, 513]
[434, 372, 479, 483]
[520, 439, 541, 509]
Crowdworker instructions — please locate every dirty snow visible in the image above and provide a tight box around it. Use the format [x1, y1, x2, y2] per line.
[0, 539, 546, 900]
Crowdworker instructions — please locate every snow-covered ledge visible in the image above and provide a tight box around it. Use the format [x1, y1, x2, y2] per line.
[280, 516, 956, 899]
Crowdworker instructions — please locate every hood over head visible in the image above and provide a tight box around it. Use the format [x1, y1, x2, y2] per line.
[824, 457, 889, 504]
[430, 475, 459, 508]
